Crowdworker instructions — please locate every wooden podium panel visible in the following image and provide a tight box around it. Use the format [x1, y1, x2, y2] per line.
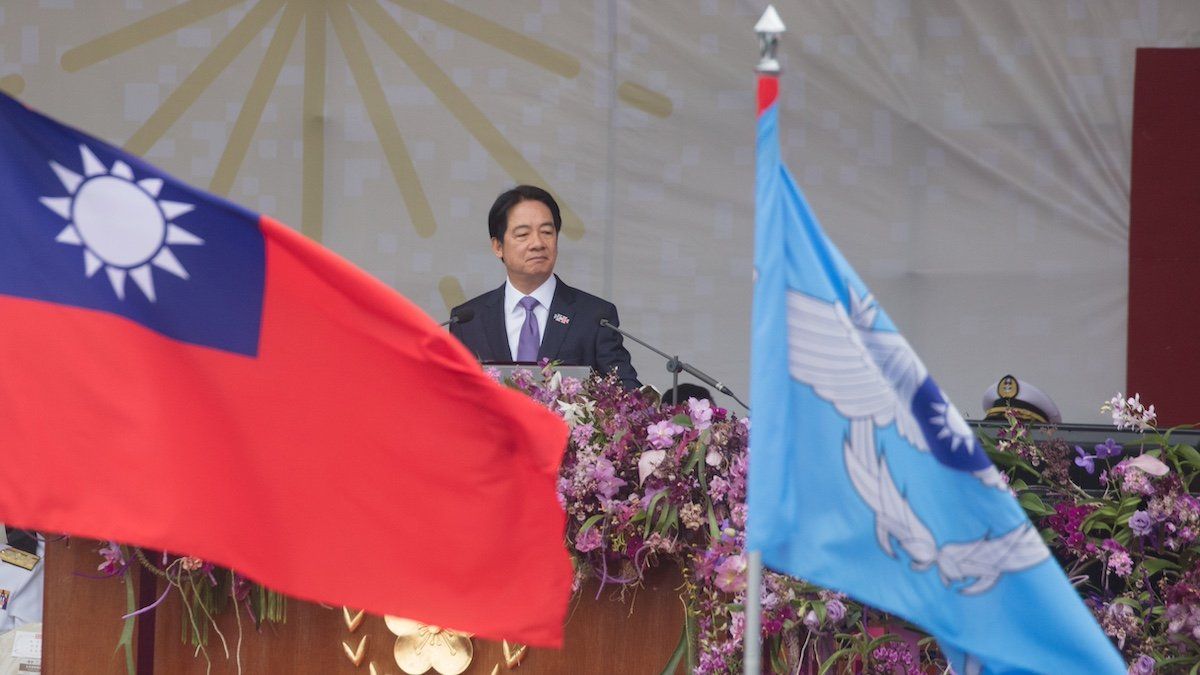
[44, 539, 685, 674]
[41, 538, 129, 674]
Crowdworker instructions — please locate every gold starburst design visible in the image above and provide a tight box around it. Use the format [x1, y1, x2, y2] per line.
[58, 0, 671, 311]
[61, 0, 606, 238]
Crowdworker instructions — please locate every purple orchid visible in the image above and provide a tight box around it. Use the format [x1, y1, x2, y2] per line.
[570, 422, 595, 446]
[1130, 654, 1155, 674]
[1129, 510, 1154, 537]
[1074, 445, 1096, 474]
[871, 644, 917, 673]
[558, 376, 584, 397]
[1095, 438, 1124, 459]
[588, 457, 626, 501]
[1108, 549, 1133, 577]
[97, 541, 127, 576]
[574, 527, 603, 553]
[826, 598, 847, 623]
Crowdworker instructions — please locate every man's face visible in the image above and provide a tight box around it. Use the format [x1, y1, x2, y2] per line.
[492, 199, 558, 290]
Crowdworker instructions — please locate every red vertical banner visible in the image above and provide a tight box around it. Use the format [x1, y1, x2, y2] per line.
[1127, 48, 1200, 427]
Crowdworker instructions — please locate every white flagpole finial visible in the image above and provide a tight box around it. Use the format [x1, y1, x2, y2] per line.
[755, 5, 786, 73]
[755, 5, 786, 34]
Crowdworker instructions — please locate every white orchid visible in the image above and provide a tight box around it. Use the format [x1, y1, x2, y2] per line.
[638, 449, 666, 485]
[556, 397, 596, 428]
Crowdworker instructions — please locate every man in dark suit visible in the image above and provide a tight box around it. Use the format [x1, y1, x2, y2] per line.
[450, 185, 640, 389]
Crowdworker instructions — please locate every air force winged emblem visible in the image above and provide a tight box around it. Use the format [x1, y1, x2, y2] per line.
[786, 288, 1048, 594]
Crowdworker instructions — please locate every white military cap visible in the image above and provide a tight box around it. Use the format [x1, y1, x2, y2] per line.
[981, 374, 1062, 424]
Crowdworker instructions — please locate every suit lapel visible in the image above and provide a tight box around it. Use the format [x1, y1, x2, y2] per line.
[538, 278, 576, 361]
[481, 285, 511, 362]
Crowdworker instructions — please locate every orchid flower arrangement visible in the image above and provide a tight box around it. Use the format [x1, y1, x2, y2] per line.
[94, 540, 286, 673]
[503, 363, 942, 674]
[987, 394, 1200, 674]
[100, 365, 1192, 674]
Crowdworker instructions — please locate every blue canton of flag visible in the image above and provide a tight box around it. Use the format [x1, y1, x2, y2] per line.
[747, 78, 1126, 674]
[0, 92, 264, 356]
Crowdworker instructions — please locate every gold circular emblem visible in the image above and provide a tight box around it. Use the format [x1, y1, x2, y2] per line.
[996, 375, 1019, 400]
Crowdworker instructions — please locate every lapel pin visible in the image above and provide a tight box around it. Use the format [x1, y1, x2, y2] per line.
[554, 313, 569, 325]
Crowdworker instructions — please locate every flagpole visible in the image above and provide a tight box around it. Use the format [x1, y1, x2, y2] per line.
[745, 6, 784, 675]
[743, 550, 763, 674]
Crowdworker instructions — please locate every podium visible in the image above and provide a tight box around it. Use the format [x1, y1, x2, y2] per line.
[42, 538, 685, 674]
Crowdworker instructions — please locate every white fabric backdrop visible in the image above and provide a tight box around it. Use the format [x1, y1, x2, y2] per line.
[2, 1, 1197, 421]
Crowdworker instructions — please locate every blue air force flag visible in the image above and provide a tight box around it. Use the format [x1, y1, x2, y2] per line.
[746, 74, 1124, 674]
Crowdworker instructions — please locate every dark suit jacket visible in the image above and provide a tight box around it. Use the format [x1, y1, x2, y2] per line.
[449, 277, 640, 389]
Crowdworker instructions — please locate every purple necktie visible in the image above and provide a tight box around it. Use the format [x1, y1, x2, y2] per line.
[516, 296, 540, 362]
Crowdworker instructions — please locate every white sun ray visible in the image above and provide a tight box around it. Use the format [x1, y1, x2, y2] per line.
[128, 265, 156, 301]
[159, 200, 194, 220]
[79, 145, 106, 176]
[55, 225, 82, 245]
[105, 267, 127, 299]
[165, 224, 204, 246]
[152, 247, 188, 279]
[40, 197, 72, 220]
[111, 160, 134, 180]
[50, 161, 83, 193]
[138, 177, 163, 197]
[84, 250, 103, 277]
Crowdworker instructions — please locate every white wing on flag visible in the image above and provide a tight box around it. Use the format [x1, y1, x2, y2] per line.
[934, 523, 1050, 594]
[787, 289, 1050, 595]
[786, 290, 928, 450]
[844, 417, 938, 563]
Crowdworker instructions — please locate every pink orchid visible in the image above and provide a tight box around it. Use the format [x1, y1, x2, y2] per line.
[687, 397, 714, 431]
[714, 554, 748, 594]
[646, 419, 684, 449]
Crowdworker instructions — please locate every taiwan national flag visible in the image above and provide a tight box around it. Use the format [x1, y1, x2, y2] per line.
[747, 72, 1125, 672]
[0, 91, 572, 646]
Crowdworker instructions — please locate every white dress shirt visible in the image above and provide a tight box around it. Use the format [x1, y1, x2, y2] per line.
[0, 621, 41, 675]
[0, 539, 43, 634]
[503, 275, 556, 361]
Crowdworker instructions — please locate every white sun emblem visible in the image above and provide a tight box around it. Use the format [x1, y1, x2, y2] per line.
[38, 144, 203, 302]
[929, 400, 976, 454]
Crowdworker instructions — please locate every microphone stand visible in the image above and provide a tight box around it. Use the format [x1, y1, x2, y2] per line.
[599, 319, 749, 410]
[438, 308, 475, 328]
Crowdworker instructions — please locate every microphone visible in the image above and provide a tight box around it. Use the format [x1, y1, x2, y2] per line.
[599, 318, 748, 410]
[439, 307, 475, 328]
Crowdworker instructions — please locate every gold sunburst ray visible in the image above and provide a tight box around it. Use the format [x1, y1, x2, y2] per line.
[125, 0, 286, 156]
[210, 0, 306, 196]
[383, 0, 579, 78]
[328, 0, 436, 238]
[60, 0, 248, 73]
[350, 0, 584, 239]
[302, 0, 327, 240]
[58, 0, 670, 245]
